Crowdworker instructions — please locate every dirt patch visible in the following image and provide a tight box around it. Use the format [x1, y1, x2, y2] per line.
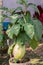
[34, 44, 43, 56]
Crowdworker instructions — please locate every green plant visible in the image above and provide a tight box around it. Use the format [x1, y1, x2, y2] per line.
[0, 11, 8, 49]
[0, 3, 14, 48]
[0, 22, 3, 48]
[0, 0, 42, 63]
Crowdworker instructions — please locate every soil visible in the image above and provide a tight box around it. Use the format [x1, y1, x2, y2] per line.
[10, 57, 30, 63]
[0, 42, 43, 65]
[34, 43, 43, 56]
[0, 54, 9, 65]
[0, 46, 8, 55]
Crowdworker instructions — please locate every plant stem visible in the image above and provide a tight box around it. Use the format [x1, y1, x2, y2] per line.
[22, 14, 27, 23]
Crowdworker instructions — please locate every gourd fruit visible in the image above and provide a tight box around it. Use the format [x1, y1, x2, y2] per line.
[13, 43, 25, 60]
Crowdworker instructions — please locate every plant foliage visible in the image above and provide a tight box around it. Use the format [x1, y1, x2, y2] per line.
[0, 0, 42, 50]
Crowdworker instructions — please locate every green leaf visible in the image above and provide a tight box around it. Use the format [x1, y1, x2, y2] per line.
[0, 22, 3, 42]
[0, 7, 8, 11]
[0, 22, 2, 32]
[24, 23, 34, 39]
[17, 32, 30, 43]
[32, 19, 42, 40]
[0, 33, 3, 42]
[14, 7, 22, 12]
[0, 13, 9, 22]
[8, 43, 15, 55]
[7, 8, 16, 13]
[6, 28, 13, 39]
[17, 0, 28, 5]
[13, 24, 20, 36]
[0, 14, 3, 22]
[10, 14, 18, 24]
[6, 24, 20, 39]
[1, 14, 9, 22]
[24, 12, 31, 23]
[17, 18, 24, 26]
[29, 37, 39, 49]
[0, 7, 15, 13]
[0, 42, 3, 48]
[28, 3, 40, 15]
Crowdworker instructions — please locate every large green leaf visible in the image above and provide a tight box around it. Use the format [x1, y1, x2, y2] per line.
[6, 24, 20, 39]
[17, 0, 28, 5]
[29, 37, 39, 49]
[6, 28, 13, 39]
[17, 32, 30, 44]
[24, 23, 34, 39]
[17, 18, 24, 26]
[32, 19, 42, 41]
[13, 24, 20, 36]
[27, 18, 42, 41]
[28, 3, 40, 15]
[10, 14, 18, 24]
